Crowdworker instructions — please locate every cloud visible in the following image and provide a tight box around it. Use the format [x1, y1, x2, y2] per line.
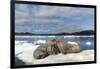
[15, 4, 94, 18]
[15, 4, 94, 34]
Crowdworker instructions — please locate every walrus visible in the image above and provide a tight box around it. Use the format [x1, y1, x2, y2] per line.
[33, 39, 60, 59]
[56, 39, 81, 54]
[56, 39, 68, 54]
[46, 39, 60, 55]
[65, 43, 81, 53]
[33, 44, 49, 59]
[33, 39, 81, 59]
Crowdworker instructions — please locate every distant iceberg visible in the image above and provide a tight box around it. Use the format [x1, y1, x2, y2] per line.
[15, 35, 56, 38]
[64, 35, 94, 38]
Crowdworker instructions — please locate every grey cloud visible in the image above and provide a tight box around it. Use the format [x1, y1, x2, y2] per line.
[15, 4, 94, 34]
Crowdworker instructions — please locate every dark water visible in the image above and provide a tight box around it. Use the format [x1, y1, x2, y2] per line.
[15, 57, 25, 65]
[15, 35, 95, 50]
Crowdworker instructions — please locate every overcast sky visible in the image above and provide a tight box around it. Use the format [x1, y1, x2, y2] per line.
[15, 4, 94, 34]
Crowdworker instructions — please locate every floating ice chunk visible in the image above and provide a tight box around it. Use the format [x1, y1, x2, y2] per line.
[67, 41, 78, 45]
[34, 40, 46, 45]
[15, 41, 27, 45]
[86, 41, 92, 46]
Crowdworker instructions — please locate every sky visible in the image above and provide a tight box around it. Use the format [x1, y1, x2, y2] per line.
[15, 4, 94, 34]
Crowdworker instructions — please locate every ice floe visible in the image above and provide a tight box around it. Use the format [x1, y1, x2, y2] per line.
[33, 40, 46, 45]
[15, 40, 94, 65]
[86, 41, 92, 46]
[67, 41, 78, 45]
[16, 49, 94, 65]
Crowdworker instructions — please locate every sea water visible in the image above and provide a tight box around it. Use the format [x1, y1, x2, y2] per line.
[15, 35, 94, 50]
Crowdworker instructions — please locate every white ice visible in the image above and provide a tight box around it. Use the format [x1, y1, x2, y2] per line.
[15, 40, 94, 65]
[33, 40, 46, 45]
[15, 35, 56, 38]
[67, 41, 78, 45]
[64, 35, 94, 38]
[86, 41, 92, 46]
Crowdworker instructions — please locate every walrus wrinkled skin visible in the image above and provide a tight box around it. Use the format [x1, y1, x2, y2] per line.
[65, 43, 81, 53]
[56, 40, 81, 54]
[33, 39, 60, 59]
[46, 39, 60, 55]
[33, 44, 49, 59]
[56, 40, 68, 54]
[33, 39, 81, 59]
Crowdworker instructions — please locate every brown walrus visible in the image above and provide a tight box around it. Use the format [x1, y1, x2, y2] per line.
[65, 43, 81, 53]
[33, 39, 81, 59]
[56, 40, 81, 54]
[46, 39, 60, 55]
[56, 39, 68, 54]
[33, 39, 60, 59]
[33, 44, 49, 59]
